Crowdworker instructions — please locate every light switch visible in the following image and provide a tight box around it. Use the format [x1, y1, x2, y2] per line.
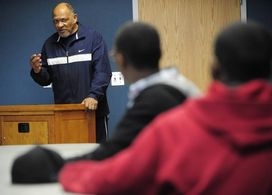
[111, 72, 125, 86]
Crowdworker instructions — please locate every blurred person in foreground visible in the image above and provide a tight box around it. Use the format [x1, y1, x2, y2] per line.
[59, 21, 272, 195]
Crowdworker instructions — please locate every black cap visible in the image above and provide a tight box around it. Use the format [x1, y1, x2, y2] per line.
[11, 146, 64, 184]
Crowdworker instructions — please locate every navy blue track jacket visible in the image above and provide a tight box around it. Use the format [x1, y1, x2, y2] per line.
[31, 23, 112, 116]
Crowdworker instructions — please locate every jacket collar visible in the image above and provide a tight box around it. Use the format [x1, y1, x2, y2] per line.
[56, 23, 85, 43]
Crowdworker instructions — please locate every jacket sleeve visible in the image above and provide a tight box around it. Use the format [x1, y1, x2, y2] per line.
[88, 31, 112, 101]
[30, 45, 52, 86]
[59, 121, 161, 194]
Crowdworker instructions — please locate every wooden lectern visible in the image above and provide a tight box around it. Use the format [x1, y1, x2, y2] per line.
[0, 104, 96, 145]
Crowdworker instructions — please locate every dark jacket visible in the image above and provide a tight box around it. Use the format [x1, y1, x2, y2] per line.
[31, 23, 112, 116]
[69, 84, 188, 161]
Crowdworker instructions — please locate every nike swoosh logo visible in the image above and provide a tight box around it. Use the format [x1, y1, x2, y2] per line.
[78, 49, 85, 53]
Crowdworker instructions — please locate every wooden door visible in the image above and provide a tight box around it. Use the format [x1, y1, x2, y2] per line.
[138, 0, 241, 91]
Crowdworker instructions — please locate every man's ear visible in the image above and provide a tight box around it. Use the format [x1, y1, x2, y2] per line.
[211, 58, 222, 80]
[73, 13, 78, 23]
[115, 53, 126, 69]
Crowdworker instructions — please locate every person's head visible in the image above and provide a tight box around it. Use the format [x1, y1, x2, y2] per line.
[112, 22, 161, 83]
[212, 21, 272, 85]
[52, 2, 78, 38]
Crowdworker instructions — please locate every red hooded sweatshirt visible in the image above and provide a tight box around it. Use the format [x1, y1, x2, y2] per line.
[59, 80, 272, 195]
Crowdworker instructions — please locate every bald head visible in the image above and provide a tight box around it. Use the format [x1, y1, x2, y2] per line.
[53, 2, 75, 16]
[52, 2, 78, 38]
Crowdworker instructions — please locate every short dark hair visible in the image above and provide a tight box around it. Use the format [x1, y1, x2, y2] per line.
[215, 22, 272, 82]
[114, 22, 161, 70]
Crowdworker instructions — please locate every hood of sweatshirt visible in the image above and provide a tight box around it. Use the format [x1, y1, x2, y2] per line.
[127, 67, 201, 108]
[188, 80, 272, 152]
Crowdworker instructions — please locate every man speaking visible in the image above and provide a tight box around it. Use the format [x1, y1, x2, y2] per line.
[30, 2, 112, 142]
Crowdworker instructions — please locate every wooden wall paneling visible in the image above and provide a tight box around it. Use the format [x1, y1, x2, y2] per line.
[138, 0, 240, 91]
